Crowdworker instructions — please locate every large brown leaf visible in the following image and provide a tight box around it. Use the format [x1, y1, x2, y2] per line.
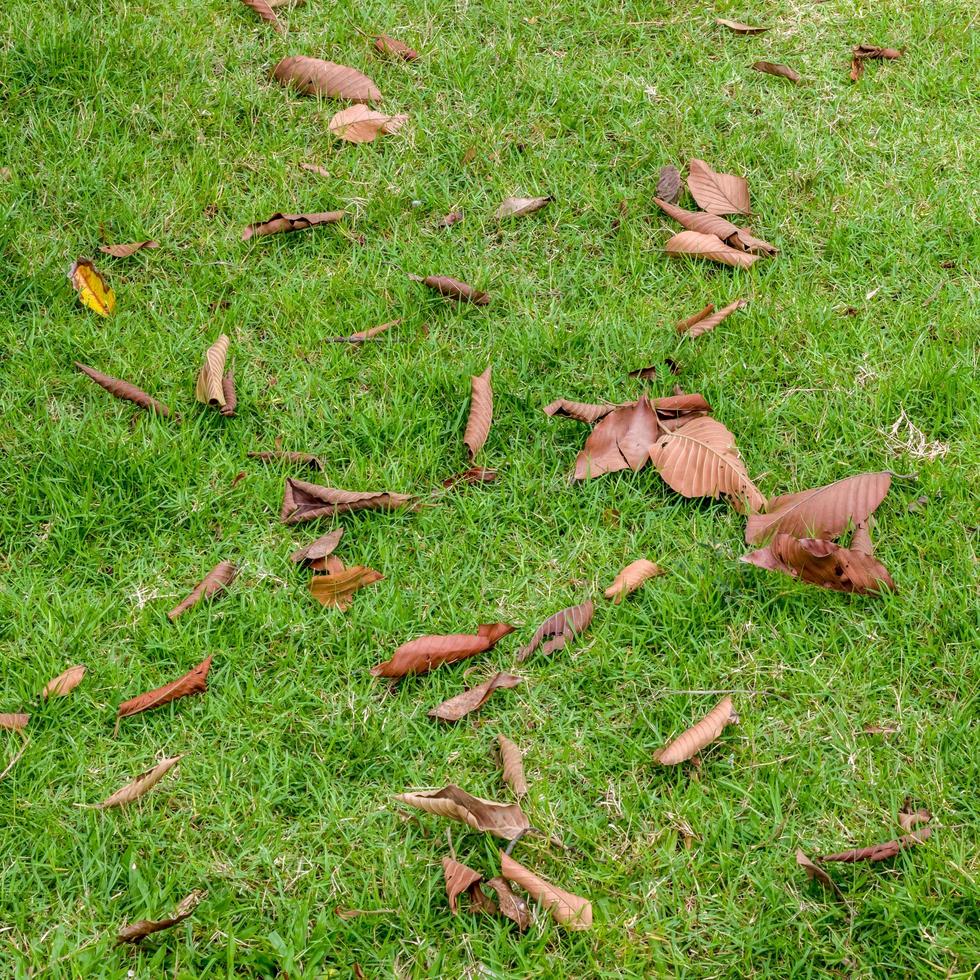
[42, 664, 86, 698]
[372, 624, 515, 678]
[97, 755, 182, 809]
[463, 366, 493, 459]
[499, 852, 592, 930]
[290, 527, 344, 565]
[273, 56, 381, 102]
[649, 417, 765, 513]
[0, 713, 29, 731]
[75, 362, 170, 417]
[309, 566, 383, 610]
[281, 479, 415, 524]
[741, 534, 896, 594]
[242, 211, 344, 241]
[497, 734, 527, 797]
[666, 231, 759, 269]
[99, 241, 159, 258]
[752, 61, 801, 83]
[328, 105, 407, 143]
[656, 165, 681, 204]
[686, 159, 750, 216]
[167, 561, 238, 620]
[653, 696, 738, 765]
[543, 399, 622, 424]
[678, 299, 747, 338]
[374, 34, 418, 60]
[195, 335, 230, 409]
[117, 890, 206, 944]
[241, 0, 283, 33]
[604, 559, 665, 603]
[494, 196, 551, 220]
[117, 656, 212, 725]
[395, 785, 529, 839]
[517, 601, 593, 661]
[248, 450, 322, 469]
[410, 274, 490, 305]
[428, 673, 521, 722]
[654, 198, 774, 255]
[745, 472, 892, 544]
[574, 395, 660, 480]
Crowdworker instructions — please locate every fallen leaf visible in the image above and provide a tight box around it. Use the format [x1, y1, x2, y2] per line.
[443, 467, 498, 488]
[627, 365, 658, 380]
[328, 105, 407, 143]
[604, 559, 665, 603]
[272, 56, 381, 102]
[374, 34, 418, 61]
[299, 162, 330, 177]
[686, 159, 750, 216]
[821, 828, 931, 863]
[372, 624, 515, 678]
[649, 417, 765, 513]
[485, 876, 531, 929]
[464, 366, 493, 459]
[395, 785, 530, 839]
[99, 241, 160, 258]
[117, 890, 206, 944]
[42, 664, 87, 698]
[167, 561, 238, 620]
[674, 303, 715, 332]
[219, 368, 236, 418]
[248, 450, 323, 469]
[517, 601, 593, 661]
[410, 274, 490, 305]
[678, 299, 747, 338]
[443, 857, 485, 913]
[653, 696, 738, 765]
[543, 399, 622, 424]
[796, 850, 844, 898]
[656, 165, 682, 204]
[428, 673, 521, 722]
[97, 755, 182, 809]
[752, 61, 801, 83]
[849, 519, 874, 555]
[116, 657, 212, 724]
[908, 495, 929, 514]
[666, 230, 758, 269]
[435, 211, 464, 229]
[745, 472, 891, 544]
[852, 45, 903, 79]
[309, 566, 383, 610]
[290, 527, 344, 565]
[652, 393, 712, 428]
[898, 801, 932, 833]
[741, 534, 896, 594]
[69, 258, 115, 316]
[574, 395, 660, 480]
[862, 723, 899, 735]
[499, 852, 592, 930]
[281, 479, 415, 524]
[75, 362, 170, 417]
[242, 211, 344, 241]
[0, 713, 29, 731]
[494, 196, 551, 220]
[240, 0, 283, 33]
[716, 18, 769, 34]
[195, 335, 230, 410]
[329, 318, 401, 343]
[497, 734, 527, 797]
[733, 226, 779, 256]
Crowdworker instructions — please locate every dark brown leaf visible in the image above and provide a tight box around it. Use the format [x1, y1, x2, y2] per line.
[280, 478, 415, 524]
[167, 561, 238, 620]
[117, 890, 206, 944]
[117, 656, 212, 723]
[428, 672, 521, 722]
[752, 61, 801, 83]
[574, 395, 660, 480]
[374, 34, 418, 61]
[240, 0, 283, 33]
[372, 624, 515, 678]
[99, 241, 160, 258]
[463, 366, 493, 459]
[395, 785, 530, 839]
[309, 566, 383, 610]
[517, 601, 593, 661]
[485, 876, 531, 929]
[242, 211, 344, 241]
[442, 467, 498, 488]
[653, 696, 738, 765]
[410, 274, 490, 305]
[290, 527, 344, 565]
[75, 362, 170, 417]
[220, 369, 236, 418]
[656, 165, 681, 204]
[821, 828, 931, 863]
[273, 56, 381, 102]
[248, 450, 323, 469]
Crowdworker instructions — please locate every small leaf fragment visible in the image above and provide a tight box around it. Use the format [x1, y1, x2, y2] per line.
[395, 785, 530, 839]
[167, 561, 238, 620]
[299, 162, 330, 177]
[653, 696, 738, 765]
[442, 467, 498, 489]
[69, 258, 115, 316]
[499, 852, 592, 930]
[435, 211, 463, 229]
[329, 318, 402, 343]
[796, 850, 843, 898]
[517, 601, 593, 661]
[604, 559, 665, 603]
[497, 734, 528, 797]
[99, 241, 159, 258]
[248, 450, 323, 469]
[716, 18, 769, 34]
[290, 527, 344, 565]
[752, 61, 801, 83]
[494, 196, 551, 221]
[42, 664, 86, 698]
[0, 713, 29, 731]
[117, 890, 206, 944]
[242, 211, 344, 241]
[428, 672, 521, 722]
[97, 755, 182, 809]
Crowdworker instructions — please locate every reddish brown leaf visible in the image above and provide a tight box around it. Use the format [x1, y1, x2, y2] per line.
[574, 395, 660, 480]
[329, 318, 401, 343]
[99, 241, 160, 258]
[733, 226, 779, 256]
[75, 362, 170, 417]
[0, 713, 29, 731]
[899, 801, 932, 833]
[752, 61, 801, 83]
[627, 365, 658, 380]
[97, 755, 182, 809]
[429, 672, 521, 722]
[656, 198, 777, 256]
[281, 478, 415, 524]
[442, 467, 498, 488]
[372, 623, 515, 678]
[435, 211, 464, 229]
[652, 393, 712, 428]
[290, 527, 344, 565]
[118, 890, 206, 944]
[463, 366, 493, 459]
[248, 450, 323, 469]
[666, 230, 758, 269]
[674, 303, 715, 332]
[543, 399, 622, 424]
[517, 601, 593, 661]
[678, 299, 747, 338]
[604, 559, 666, 603]
[443, 857, 484, 914]
[272, 56, 381, 102]
[117, 656, 212, 723]
[328, 105, 407, 143]
[220, 369, 236, 418]
[42, 664, 86, 698]
[653, 696, 738, 765]
[309, 566, 383, 610]
[240, 0, 283, 33]
[485, 876, 531, 929]
[497, 734, 528, 797]
[242, 211, 344, 241]
[167, 561, 238, 620]
[821, 828, 931, 863]
[411, 274, 490, 305]
[374, 34, 418, 61]
[686, 159, 750, 216]
[494, 196, 551, 220]
[499, 852, 592, 930]
[716, 18, 769, 34]
[195, 335, 230, 409]
[656, 165, 682, 205]
[796, 851, 843, 898]
[850, 519, 874, 555]
[395, 785, 529, 839]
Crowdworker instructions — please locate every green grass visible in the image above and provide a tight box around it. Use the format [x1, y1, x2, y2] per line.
[1, 0, 978, 975]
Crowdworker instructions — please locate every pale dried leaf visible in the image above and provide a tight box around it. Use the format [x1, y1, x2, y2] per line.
[395, 785, 530, 839]
[499, 852, 592, 930]
[497, 735, 527, 797]
[716, 18, 769, 34]
[99, 241, 160, 258]
[299, 162, 330, 177]
[494, 196, 551, 220]
[0, 713, 29, 731]
[42, 664, 87, 698]
[687, 159, 750, 215]
[679, 299, 747, 338]
[195, 335, 229, 407]
[574, 396, 660, 480]
[97, 755, 182, 809]
[604, 559, 665, 603]
[666, 231, 758, 269]
[328, 105, 407, 143]
[429, 673, 521, 722]
[653, 696, 738, 765]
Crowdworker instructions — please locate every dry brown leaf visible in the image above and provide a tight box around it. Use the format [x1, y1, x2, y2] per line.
[543, 399, 622, 424]
[281, 478, 415, 524]
[574, 395, 660, 480]
[75, 362, 170, 417]
[195, 335, 230, 408]
[604, 559, 665, 603]
[652, 393, 712, 429]
[666, 231, 758, 269]
[97, 755, 182, 809]
[329, 318, 402, 343]
[851, 45, 903, 80]
[679, 299, 747, 338]
[653, 696, 738, 765]
[862, 723, 899, 735]
[220, 369, 236, 418]
[654, 198, 775, 255]
[716, 18, 769, 34]
[497, 734, 528, 797]
[242, 211, 344, 241]
[309, 566, 383, 610]
[240, 0, 283, 33]
[485, 876, 531, 929]
[464, 366, 493, 459]
[167, 561, 238, 620]
[435, 211, 464, 229]
[821, 828, 931, 863]
[796, 850, 843, 898]
[443, 857, 485, 914]
[290, 527, 343, 565]
[410, 274, 490, 305]
[117, 657, 211, 726]
[429, 673, 521, 722]
[741, 534, 896, 594]
[117, 890, 206, 944]
[752, 61, 801, 83]
[849, 519, 874, 555]
[328, 105, 407, 143]
[273, 56, 381, 102]
[745, 472, 891, 544]
[42, 664, 86, 698]
[494, 196, 551, 220]
[650, 417, 765, 513]
[898, 801, 932, 833]
[517, 601, 593, 661]
[656, 165, 682, 204]
[627, 365, 658, 380]
[442, 467, 499, 489]
[299, 161, 329, 177]
[374, 34, 418, 61]
[372, 624, 515, 678]
[674, 303, 716, 333]
[499, 852, 592, 930]
[248, 450, 322, 469]
[0, 713, 29, 731]
[395, 785, 530, 839]
[99, 241, 160, 258]
[69, 258, 115, 316]
[687, 159, 751, 216]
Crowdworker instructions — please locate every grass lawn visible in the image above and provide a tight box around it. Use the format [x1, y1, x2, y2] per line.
[1, 0, 978, 975]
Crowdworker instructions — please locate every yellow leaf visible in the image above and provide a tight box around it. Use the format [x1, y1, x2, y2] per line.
[69, 258, 116, 316]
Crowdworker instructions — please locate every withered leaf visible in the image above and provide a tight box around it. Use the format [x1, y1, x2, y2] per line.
[497, 734, 527, 797]
[248, 450, 323, 469]
[649, 417, 765, 513]
[463, 366, 493, 459]
[443, 857, 485, 914]
[281, 478, 415, 524]
[517, 601, 593, 661]
[328, 105, 407, 143]
[290, 527, 343, 565]
[242, 210, 344, 241]
[543, 399, 622, 424]
[273, 56, 381, 102]
[898, 801, 932, 833]
[494, 196, 551, 221]
[716, 18, 769, 34]
[99, 241, 160, 258]
[627, 365, 658, 381]
[851, 45, 903, 79]
[167, 561, 238, 620]
[745, 472, 892, 544]
[97, 755, 182, 809]
[678, 299, 747, 338]
[485, 876, 531, 929]
[674, 303, 715, 332]
[604, 559, 665, 603]
[499, 852, 592, 930]
[653, 696, 738, 765]
[69, 258, 115, 316]
[574, 395, 660, 480]
[374, 34, 418, 61]
[862, 723, 899, 735]
[240, 0, 283, 33]
[442, 467, 498, 489]
[654, 198, 776, 256]
[372, 623, 515, 678]
[299, 162, 330, 177]
[410, 274, 490, 305]
[666, 231, 758, 269]
[195, 335, 230, 408]
[741, 534, 896, 594]
[821, 828, 931, 863]
[435, 211, 464, 229]
[752, 61, 801, 83]
[652, 393, 712, 429]
[75, 362, 170, 417]
[329, 318, 401, 343]
[309, 566, 383, 610]
[117, 890, 206, 944]
[428, 672, 521, 722]
[117, 656, 212, 724]
[220, 369, 236, 418]
[395, 785, 530, 839]
[0, 713, 29, 731]
[656, 165, 682, 205]
[796, 850, 843, 898]
[42, 664, 86, 698]
[687, 159, 751, 216]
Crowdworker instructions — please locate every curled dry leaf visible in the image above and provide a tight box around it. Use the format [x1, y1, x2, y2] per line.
[653, 696, 738, 765]
[75, 362, 170, 417]
[500, 852, 592, 930]
[517, 601, 593, 661]
[652, 393, 712, 429]
[290, 527, 343, 565]
[752, 61, 801, 84]
[428, 672, 521, 722]
[656, 165, 682, 205]
[309, 566, 383, 610]
[678, 299, 747, 338]
[851, 44, 903, 80]
[485, 876, 531, 929]
[666, 230, 759, 269]
[543, 399, 622, 424]
[687, 159, 750, 216]
[329, 318, 402, 343]
[443, 467, 498, 489]
[443, 857, 484, 914]
[372, 623, 515, 678]
[497, 734, 527, 797]
[494, 196, 551, 221]
[716, 18, 769, 34]
[248, 450, 322, 469]
[604, 559, 665, 603]
[329, 105, 407, 143]
[281, 478, 415, 524]
[195, 335, 230, 409]
[167, 561, 238, 620]
[374, 34, 418, 61]
[675, 302, 715, 332]
[463, 366, 493, 459]
[273, 56, 381, 102]
[654, 198, 776, 255]
[649, 417, 765, 513]
[411, 274, 490, 305]
[796, 850, 844, 898]
[97, 755, 182, 809]
[821, 828, 931, 863]
[118, 890, 205, 945]
[394, 784, 530, 840]
[69, 258, 115, 316]
[240, 0, 283, 33]
[0, 713, 29, 731]
[574, 395, 660, 480]
[220, 369, 236, 418]
[741, 534, 896, 594]
[117, 656, 212, 724]
[42, 664, 86, 698]
[242, 211, 344, 241]
[745, 472, 891, 544]
[99, 241, 159, 258]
